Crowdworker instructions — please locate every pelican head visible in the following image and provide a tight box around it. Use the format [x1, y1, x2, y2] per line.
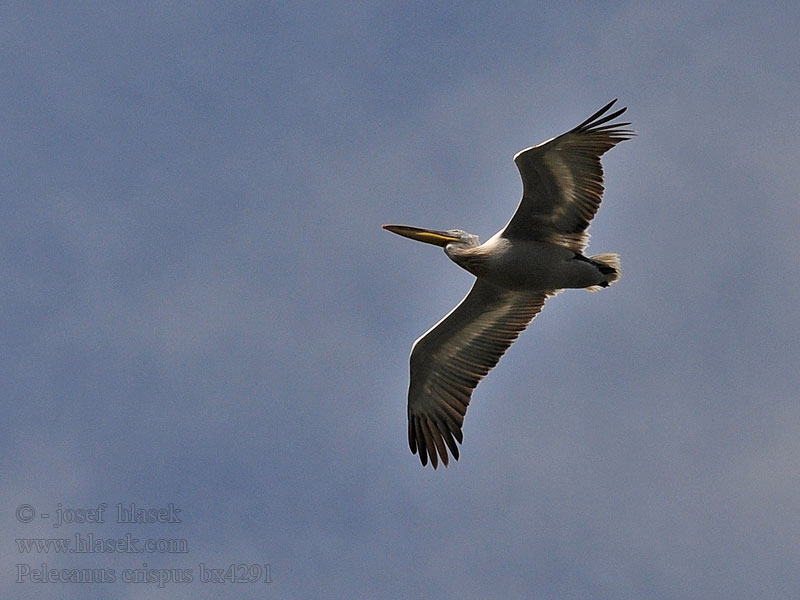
[382, 224, 480, 250]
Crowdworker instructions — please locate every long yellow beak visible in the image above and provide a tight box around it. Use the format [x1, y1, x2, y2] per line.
[382, 224, 461, 247]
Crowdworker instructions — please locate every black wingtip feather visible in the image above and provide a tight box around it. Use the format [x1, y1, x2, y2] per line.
[574, 99, 616, 128]
[571, 100, 629, 135]
[409, 412, 464, 468]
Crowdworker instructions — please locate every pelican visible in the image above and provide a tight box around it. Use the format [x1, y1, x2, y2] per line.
[383, 100, 634, 468]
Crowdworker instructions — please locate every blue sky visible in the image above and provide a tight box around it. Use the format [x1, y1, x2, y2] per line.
[3, 2, 800, 599]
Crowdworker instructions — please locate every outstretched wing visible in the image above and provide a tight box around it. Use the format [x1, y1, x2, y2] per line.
[503, 99, 634, 251]
[407, 280, 553, 468]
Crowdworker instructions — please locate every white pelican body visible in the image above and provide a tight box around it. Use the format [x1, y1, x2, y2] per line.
[448, 234, 615, 291]
[384, 100, 634, 468]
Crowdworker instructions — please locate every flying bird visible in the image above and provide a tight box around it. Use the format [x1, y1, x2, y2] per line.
[383, 99, 634, 468]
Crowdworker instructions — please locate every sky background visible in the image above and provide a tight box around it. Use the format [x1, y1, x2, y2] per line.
[3, 2, 800, 599]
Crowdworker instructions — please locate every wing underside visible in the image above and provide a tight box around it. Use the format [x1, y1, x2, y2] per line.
[407, 280, 553, 468]
[503, 99, 634, 251]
